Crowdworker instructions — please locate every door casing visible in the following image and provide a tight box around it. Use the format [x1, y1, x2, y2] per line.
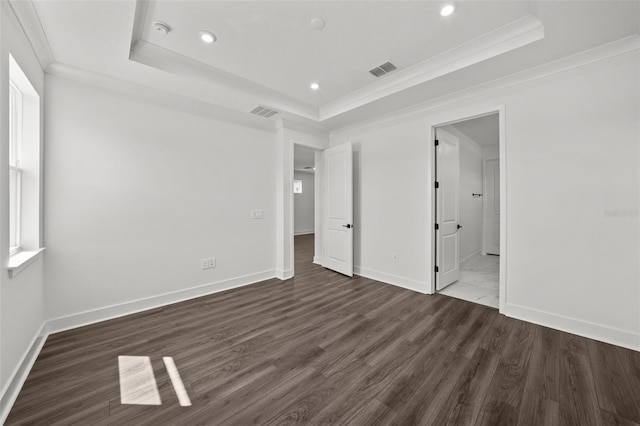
[429, 105, 506, 313]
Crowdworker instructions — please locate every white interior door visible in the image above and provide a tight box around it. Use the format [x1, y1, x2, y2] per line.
[436, 129, 460, 291]
[484, 158, 500, 255]
[323, 143, 353, 277]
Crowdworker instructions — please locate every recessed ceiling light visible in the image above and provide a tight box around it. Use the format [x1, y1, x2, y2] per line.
[310, 18, 326, 30]
[439, 3, 456, 17]
[310, 82, 320, 90]
[199, 30, 217, 44]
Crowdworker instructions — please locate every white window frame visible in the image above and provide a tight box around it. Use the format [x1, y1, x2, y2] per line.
[7, 53, 44, 278]
[9, 79, 23, 255]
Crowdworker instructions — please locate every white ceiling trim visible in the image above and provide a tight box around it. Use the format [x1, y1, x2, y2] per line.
[128, 0, 318, 122]
[129, 40, 319, 122]
[5, 0, 54, 70]
[319, 15, 545, 121]
[46, 62, 278, 134]
[330, 34, 640, 139]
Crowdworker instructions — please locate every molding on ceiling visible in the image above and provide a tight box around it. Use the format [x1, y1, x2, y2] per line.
[129, 41, 320, 122]
[129, 40, 317, 122]
[277, 118, 329, 141]
[330, 34, 640, 139]
[319, 15, 545, 122]
[46, 62, 279, 134]
[128, 1, 545, 126]
[128, 1, 319, 122]
[5, 0, 55, 69]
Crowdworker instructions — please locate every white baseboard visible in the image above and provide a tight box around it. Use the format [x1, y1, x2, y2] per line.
[460, 250, 481, 266]
[1, 270, 276, 422]
[313, 256, 323, 266]
[0, 322, 48, 425]
[502, 303, 640, 352]
[276, 268, 294, 280]
[47, 270, 276, 334]
[294, 230, 314, 236]
[354, 265, 429, 294]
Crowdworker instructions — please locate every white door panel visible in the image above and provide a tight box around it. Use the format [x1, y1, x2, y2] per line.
[436, 129, 460, 290]
[323, 143, 353, 276]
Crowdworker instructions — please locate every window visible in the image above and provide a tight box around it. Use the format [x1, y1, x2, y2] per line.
[293, 180, 302, 194]
[9, 80, 23, 254]
[7, 54, 43, 276]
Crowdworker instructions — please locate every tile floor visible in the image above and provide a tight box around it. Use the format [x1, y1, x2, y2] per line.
[438, 253, 499, 308]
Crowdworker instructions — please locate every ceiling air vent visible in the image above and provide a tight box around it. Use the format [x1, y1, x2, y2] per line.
[249, 105, 279, 118]
[369, 61, 397, 77]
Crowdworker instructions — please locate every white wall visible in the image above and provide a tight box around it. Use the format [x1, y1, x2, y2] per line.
[441, 125, 484, 263]
[44, 75, 277, 321]
[294, 172, 315, 235]
[331, 49, 640, 349]
[0, 1, 46, 404]
[342, 119, 431, 290]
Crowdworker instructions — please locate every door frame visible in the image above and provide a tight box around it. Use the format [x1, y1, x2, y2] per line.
[483, 156, 500, 256]
[276, 120, 328, 280]
[429, 105, 506, 312]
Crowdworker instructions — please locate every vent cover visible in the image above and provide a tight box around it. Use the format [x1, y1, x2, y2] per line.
[369, 61, 397, 77]
[249, 106, 279, 118]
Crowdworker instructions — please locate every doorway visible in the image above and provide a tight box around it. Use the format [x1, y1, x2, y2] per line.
[434, 113, 501, 308]
[293, 144, 318, 271]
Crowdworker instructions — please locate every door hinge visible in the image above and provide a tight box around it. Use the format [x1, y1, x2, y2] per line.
[435, 139, 439, 146]
[434, 223, 439, 230]
[435, 181, 439, 189]
[434, 266, 439, 273]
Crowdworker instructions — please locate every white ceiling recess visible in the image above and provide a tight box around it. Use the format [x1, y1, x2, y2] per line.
[452, 114, 499, 147]
[11, 1, 640, 133]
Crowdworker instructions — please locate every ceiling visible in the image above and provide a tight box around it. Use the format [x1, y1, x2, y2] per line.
[452, 114, 499, 147]
[15, 1, 640, 133]
[139, 1, 531, 107]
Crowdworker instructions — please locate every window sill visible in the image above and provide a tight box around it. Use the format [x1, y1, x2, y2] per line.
[8, 248, 45, 278]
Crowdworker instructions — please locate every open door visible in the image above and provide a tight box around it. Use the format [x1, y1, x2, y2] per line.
[323, 143, 353, 277]
[436, 129, 460, 290]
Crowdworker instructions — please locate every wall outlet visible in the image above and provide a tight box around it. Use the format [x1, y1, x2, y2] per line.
[251, 209, 263, 219]
[392, 252, 398, 262]
[201, 257, 216, 270]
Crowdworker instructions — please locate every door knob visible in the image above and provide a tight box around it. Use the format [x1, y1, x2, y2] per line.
[457, 224, 463, 229]
[342, 224, 352, 229]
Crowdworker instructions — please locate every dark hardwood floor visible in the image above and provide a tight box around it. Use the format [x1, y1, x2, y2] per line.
[7, 234, 640, 425]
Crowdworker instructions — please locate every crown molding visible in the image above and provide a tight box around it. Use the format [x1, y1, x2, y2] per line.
[277, 118, 329, 139]
[46, 62, 279, 134]
[129, 40, 319, 122]
[330, 34, 640, 139]
[5, 0, 55, 69]
[128, 1, 319, 123]
[319, 15, 544, 122]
